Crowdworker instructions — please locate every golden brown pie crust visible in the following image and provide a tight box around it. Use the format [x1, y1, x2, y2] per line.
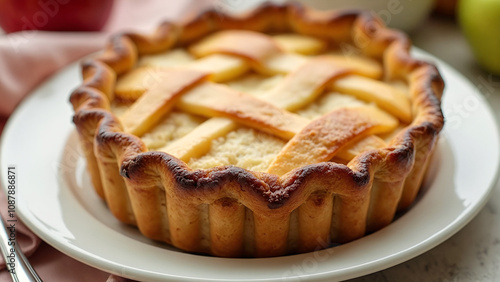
[70, 3, 444, 257]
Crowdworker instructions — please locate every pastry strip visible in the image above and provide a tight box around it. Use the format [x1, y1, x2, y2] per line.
[189, 30, 282, 63]
[185, 54, 250, 82]
[120, 69, 208, 136]
[267, 106, 398, 176]
[160, 118, 237, 162]
[115, 66, 167, 101]
[331, 75, 412, 122]
[177, 82, 310, 140]
[264, 56, 351, 111]
[273, 34, 327, 55]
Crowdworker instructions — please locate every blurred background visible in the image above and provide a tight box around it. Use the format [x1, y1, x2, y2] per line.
[1, 0, 500, 281]
[0, 0, 497, 76]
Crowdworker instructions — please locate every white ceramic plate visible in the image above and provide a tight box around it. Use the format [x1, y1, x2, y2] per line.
[1, 49, 499, 282]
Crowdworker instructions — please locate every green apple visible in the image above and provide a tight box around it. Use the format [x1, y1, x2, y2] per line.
[458, 0, 500, 75]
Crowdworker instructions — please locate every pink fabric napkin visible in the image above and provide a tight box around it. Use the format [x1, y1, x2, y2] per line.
[0, 0, 210, 118]
[0, 0, 211, 280]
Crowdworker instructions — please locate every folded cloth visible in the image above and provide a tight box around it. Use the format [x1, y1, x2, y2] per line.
[0, 0, 211, 280]
[0, 31, 108, 117]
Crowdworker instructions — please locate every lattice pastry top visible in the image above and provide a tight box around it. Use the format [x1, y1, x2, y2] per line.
[70, 3, 444, 257]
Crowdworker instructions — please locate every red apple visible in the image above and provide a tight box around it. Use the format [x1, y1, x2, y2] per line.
[0, 0, 114, 33]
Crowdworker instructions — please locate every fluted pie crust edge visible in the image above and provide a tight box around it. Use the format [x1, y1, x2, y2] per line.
[69, 3, 444, 257]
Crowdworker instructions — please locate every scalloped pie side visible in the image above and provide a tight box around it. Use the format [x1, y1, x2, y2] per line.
[69, 3, 444, 257]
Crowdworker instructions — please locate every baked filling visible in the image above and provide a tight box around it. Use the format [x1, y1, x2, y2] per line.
[111, 32, 408, 174]
[70, 3, 444, 258]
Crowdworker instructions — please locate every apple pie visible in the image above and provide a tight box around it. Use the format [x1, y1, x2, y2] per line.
[70, 3, 444, 257]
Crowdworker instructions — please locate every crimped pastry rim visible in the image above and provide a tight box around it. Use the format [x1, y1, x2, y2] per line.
[70, 2, 444, 257]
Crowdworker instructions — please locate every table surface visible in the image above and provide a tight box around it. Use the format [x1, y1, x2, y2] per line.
[1, 12, 500, 282]
[350, 15, 500, 282]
